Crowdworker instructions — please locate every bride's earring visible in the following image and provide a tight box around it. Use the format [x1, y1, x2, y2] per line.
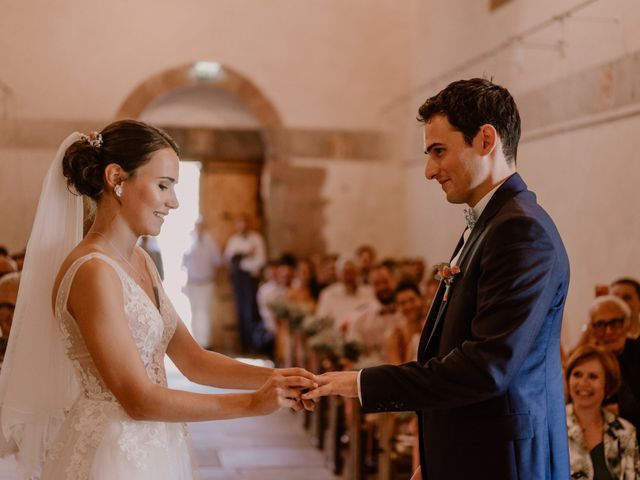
[114, 183, 123, 198]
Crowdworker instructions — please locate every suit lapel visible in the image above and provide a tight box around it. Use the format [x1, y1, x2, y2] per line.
[417, 173, 529, 361]
[417, 232, 465, 363]
[417, 281, 445, 363]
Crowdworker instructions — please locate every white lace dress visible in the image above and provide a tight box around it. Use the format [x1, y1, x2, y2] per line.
[42, 253, 199, 480]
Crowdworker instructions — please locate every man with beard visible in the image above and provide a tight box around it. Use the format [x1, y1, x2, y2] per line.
[339, 264, 398, 356]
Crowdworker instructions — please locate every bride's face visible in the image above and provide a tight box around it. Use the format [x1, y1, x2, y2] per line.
[120, 147, 180, 236]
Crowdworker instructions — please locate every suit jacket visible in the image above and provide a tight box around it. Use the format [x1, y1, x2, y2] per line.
[615, 339, 640, 443]
[360, 173, 570, 480]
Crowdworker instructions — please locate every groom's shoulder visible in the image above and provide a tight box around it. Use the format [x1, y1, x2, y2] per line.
[487, 192, 568, 267]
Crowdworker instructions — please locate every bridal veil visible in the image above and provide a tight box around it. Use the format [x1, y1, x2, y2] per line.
[0, 133, 84, 477]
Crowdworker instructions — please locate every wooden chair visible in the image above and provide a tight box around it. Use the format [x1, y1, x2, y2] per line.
[344, 397, 365, 480]
[324, 394, 345, 474]
[274, 316, 291, 367]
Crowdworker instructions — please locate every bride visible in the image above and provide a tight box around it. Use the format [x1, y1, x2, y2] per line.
[0, 120, 316, 479]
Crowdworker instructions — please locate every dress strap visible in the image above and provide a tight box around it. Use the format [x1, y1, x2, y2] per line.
[54, 252, 126, 316]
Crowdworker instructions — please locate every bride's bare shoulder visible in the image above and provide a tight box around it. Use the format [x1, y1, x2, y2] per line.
[51, 243, 115, 307]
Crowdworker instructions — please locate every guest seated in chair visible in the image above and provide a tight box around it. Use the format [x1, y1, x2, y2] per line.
[316, 256, 374, 327]
[0, 272, 20, 369]
[565, 344, 640, 479]
[384, 280, 425, 365]
[0, 256, 17, 279]
[587, 295, 640, 441]
[340, 264, 398, 357]
[610, 278, 640, 340]
[287, 258, 319, 313]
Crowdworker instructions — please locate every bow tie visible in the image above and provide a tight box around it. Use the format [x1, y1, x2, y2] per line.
[464, 208, 477, 229]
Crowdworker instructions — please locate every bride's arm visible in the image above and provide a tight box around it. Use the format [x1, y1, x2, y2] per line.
[166, 320, 287, 390]
[68, 259, 315, 422]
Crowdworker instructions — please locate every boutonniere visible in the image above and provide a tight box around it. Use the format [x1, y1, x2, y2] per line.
[434, 262, 461, 302]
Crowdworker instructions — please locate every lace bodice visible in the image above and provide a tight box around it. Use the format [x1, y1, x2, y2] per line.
[42, 252, 195, 479]
[54, 252, 178, 404]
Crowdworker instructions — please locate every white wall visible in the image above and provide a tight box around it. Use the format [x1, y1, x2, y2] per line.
[0, 0, 414, 128]
[290, 157, 406, 258]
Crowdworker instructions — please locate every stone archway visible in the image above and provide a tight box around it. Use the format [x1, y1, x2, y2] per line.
[116, 62, 284, 159]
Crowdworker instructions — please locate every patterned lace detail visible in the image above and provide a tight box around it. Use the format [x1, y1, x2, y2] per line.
[46, 398, 119, 480]
[52, 252, 180, 476]
[119, 421, 167, 469]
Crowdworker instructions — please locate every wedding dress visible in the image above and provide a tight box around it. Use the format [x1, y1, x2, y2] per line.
[41, 252, 198, 480]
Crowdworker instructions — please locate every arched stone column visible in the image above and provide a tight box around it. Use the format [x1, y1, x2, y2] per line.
[115, 63, 284, 160]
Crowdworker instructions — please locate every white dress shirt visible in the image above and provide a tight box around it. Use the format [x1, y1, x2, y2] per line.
[315, 283, 375, 325]
[223, 231, 267, 277]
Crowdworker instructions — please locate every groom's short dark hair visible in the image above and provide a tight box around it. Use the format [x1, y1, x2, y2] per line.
[418, 78, 521, 165]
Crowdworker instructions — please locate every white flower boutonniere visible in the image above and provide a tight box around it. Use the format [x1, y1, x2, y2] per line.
[434, 262, 461, 302]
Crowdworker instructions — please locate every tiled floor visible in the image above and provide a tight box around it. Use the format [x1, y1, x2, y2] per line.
[170, 366, 336, 480]
[189, 414, 334, 479]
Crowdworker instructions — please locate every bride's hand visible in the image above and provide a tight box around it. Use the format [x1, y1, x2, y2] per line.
[276, 368, 318, 412]
[250, 368, 317, 416]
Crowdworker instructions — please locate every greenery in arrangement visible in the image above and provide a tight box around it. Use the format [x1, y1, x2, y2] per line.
[266, 299, 309, 331]
[300, 314, 334, 337]
[307, 327, 362, 362]
[267, 301, 363, 361]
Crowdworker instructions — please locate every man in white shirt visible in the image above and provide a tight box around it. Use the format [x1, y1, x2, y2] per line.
[315, 256, 375, 327]
[182, 219, 221, 348]
[224, 214, 267, 353]
[341, 264, 399, 355]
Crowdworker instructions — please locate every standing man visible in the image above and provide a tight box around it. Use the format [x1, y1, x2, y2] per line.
[304, 78, 570, 479]
[224, 214, 266, 353]
[182, 219, 221, 349]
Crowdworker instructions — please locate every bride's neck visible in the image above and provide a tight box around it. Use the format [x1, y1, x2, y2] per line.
[88, 209, 138, 258]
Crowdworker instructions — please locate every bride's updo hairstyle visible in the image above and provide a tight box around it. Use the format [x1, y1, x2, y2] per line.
[62, 119, 179, 201]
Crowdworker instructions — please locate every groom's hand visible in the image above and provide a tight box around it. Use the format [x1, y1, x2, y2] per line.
[275, 368, 317, 412]
[301, 371, 359, 400]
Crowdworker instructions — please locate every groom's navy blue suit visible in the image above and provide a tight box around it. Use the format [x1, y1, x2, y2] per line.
[360, 173, 570, 479]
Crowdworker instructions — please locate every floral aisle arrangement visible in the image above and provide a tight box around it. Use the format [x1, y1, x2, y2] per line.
[301, 314, 334, 337]
[305, 318, 361, 363]
[267, 299, 309, 331]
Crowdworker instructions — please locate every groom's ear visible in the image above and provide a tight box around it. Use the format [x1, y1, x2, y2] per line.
[103, 163, 128, 188]
[476, 124, 497, 157]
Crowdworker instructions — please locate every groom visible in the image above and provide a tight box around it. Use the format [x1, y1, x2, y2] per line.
[303, 78, 570, 480]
